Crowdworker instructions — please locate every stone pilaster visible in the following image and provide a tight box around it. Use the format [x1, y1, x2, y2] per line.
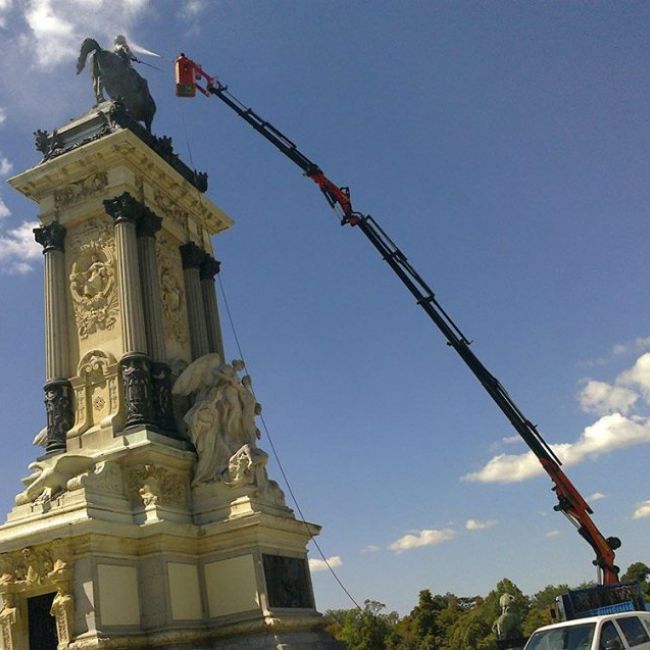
[200, 255, 225, 361]
[104, 193, 154, 428]
[34, 222, 73, 455]
[137, 208, 176, 433]
[180, 242, 210, 360]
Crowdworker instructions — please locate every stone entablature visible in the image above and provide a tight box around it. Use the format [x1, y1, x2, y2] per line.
[9, 124, 232, 244]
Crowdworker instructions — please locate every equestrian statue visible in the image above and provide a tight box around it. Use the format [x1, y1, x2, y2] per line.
[76, 35, 156, 132]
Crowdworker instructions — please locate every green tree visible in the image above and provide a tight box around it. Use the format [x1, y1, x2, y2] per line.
[326, 600, 399, 650]
[621, 561, 650, 598]
[522, 583, 569, 636]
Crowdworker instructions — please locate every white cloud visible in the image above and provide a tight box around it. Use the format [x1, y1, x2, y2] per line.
[632, 500, 650, 520]
[613, 337, 650, 357]
[361, 545, 380, 553]
[465, 519, 497, 531]
[0, 220, 42, 273]
[466, 349, 650, 484]
[388, 528, 455, 553]
[180, 0, 206, 17]
[501, 435, 522, 445]
[0, 155, 13, 176]
[588, 492, 606, 502]
[308, 555, 342, 572]
[0, 107, 6, 125]
[17, 0, 151, 69]
[0, 195, 10, 219]
[463, 413, 650, 483]
[619, 353, 650, 402]
[0, 0, 10, 28]
[579, 380, 638, 416]
[545, 530, 560, 537]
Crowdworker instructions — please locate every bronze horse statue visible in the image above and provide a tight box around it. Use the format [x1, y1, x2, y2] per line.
[76, 37, 156, 132]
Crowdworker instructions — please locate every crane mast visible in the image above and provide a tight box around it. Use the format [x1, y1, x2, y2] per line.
[175, 54, 621, 585]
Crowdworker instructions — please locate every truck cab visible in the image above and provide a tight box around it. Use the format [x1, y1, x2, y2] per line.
[524, 612, 650, 650]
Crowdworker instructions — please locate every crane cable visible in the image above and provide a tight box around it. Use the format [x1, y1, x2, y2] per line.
[217, 273, 362, 611]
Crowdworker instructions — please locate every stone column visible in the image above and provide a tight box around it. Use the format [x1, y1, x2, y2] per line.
[137, 208, 176, 434]
[180, 242, 210, 360]
[103, 192, 154, 429]
[200, 255, 225, 361]
[34, 222, 74, 455]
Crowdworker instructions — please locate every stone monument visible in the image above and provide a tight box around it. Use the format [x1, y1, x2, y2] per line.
[0, 37, 339, 650]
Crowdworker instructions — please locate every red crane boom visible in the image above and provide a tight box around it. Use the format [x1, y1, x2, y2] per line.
[174, 53, 621, 585]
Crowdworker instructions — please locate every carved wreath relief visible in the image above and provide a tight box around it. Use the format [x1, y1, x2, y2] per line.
[68, 218, 118, 339]
[156, 234, 188, 345]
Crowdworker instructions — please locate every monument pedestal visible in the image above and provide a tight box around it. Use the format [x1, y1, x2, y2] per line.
[0, 432, 338, 650]
[1, 103, 340, 649]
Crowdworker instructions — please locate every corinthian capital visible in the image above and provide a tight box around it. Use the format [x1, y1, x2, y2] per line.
[33, 221, 66, 253]
[179, 242, 205, 270]
[103, 192, 142, 225]
[200, 255, 221, 281]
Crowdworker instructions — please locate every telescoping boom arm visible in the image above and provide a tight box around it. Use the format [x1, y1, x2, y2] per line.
[175, 54, 621, 585]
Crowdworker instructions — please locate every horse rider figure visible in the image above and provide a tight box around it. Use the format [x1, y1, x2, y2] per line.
[113, 35, 137, 67]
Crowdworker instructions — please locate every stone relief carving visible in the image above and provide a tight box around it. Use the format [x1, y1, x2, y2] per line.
[15, 454, 96, 505]
[153, 189, 189, 230]
[0, 592, 18, 650]
[127, 464, 188, 508]
[156, 234, 189, 345]
[66, 460, 124, 496]
[0, 544, 73, 650]
[70, 349, 121, 438]
[172, 354, 286, 504]
[68, 219, 118, 339]
[0, 544, 71, 590]
[53, 171, 108, 209]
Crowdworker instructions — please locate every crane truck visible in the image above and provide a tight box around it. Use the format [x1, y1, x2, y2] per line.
[173, 53, 646, 617]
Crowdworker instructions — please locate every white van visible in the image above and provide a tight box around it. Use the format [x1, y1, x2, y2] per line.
[523, 611, 650, 650]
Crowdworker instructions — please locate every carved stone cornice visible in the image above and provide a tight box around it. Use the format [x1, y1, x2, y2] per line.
[136, 206, 162, 239]
[43, 379, 74, 455]
[103, 191, 142, 225]
[199, 255, 221, 281]
[33, 221, 66, 253]
[179, 241, 205, 270]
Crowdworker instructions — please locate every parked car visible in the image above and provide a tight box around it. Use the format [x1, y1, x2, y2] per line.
[523, 612, 650, 650]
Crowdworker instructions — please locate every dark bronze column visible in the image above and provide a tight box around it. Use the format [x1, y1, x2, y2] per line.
[34, 222, 74, 455]
[180, 242, 210, 360]
[104, 192, 155, 429]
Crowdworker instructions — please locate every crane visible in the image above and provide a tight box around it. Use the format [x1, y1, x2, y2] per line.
[174, 53, 622, 586]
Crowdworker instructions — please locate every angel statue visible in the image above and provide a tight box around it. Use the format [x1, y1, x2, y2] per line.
[172, 354, 266, 488]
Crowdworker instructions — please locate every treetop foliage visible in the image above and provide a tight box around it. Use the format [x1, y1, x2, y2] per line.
[325, 561, 650, 649]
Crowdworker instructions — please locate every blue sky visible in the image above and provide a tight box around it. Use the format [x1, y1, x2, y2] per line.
[1, 0, 649, 615]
